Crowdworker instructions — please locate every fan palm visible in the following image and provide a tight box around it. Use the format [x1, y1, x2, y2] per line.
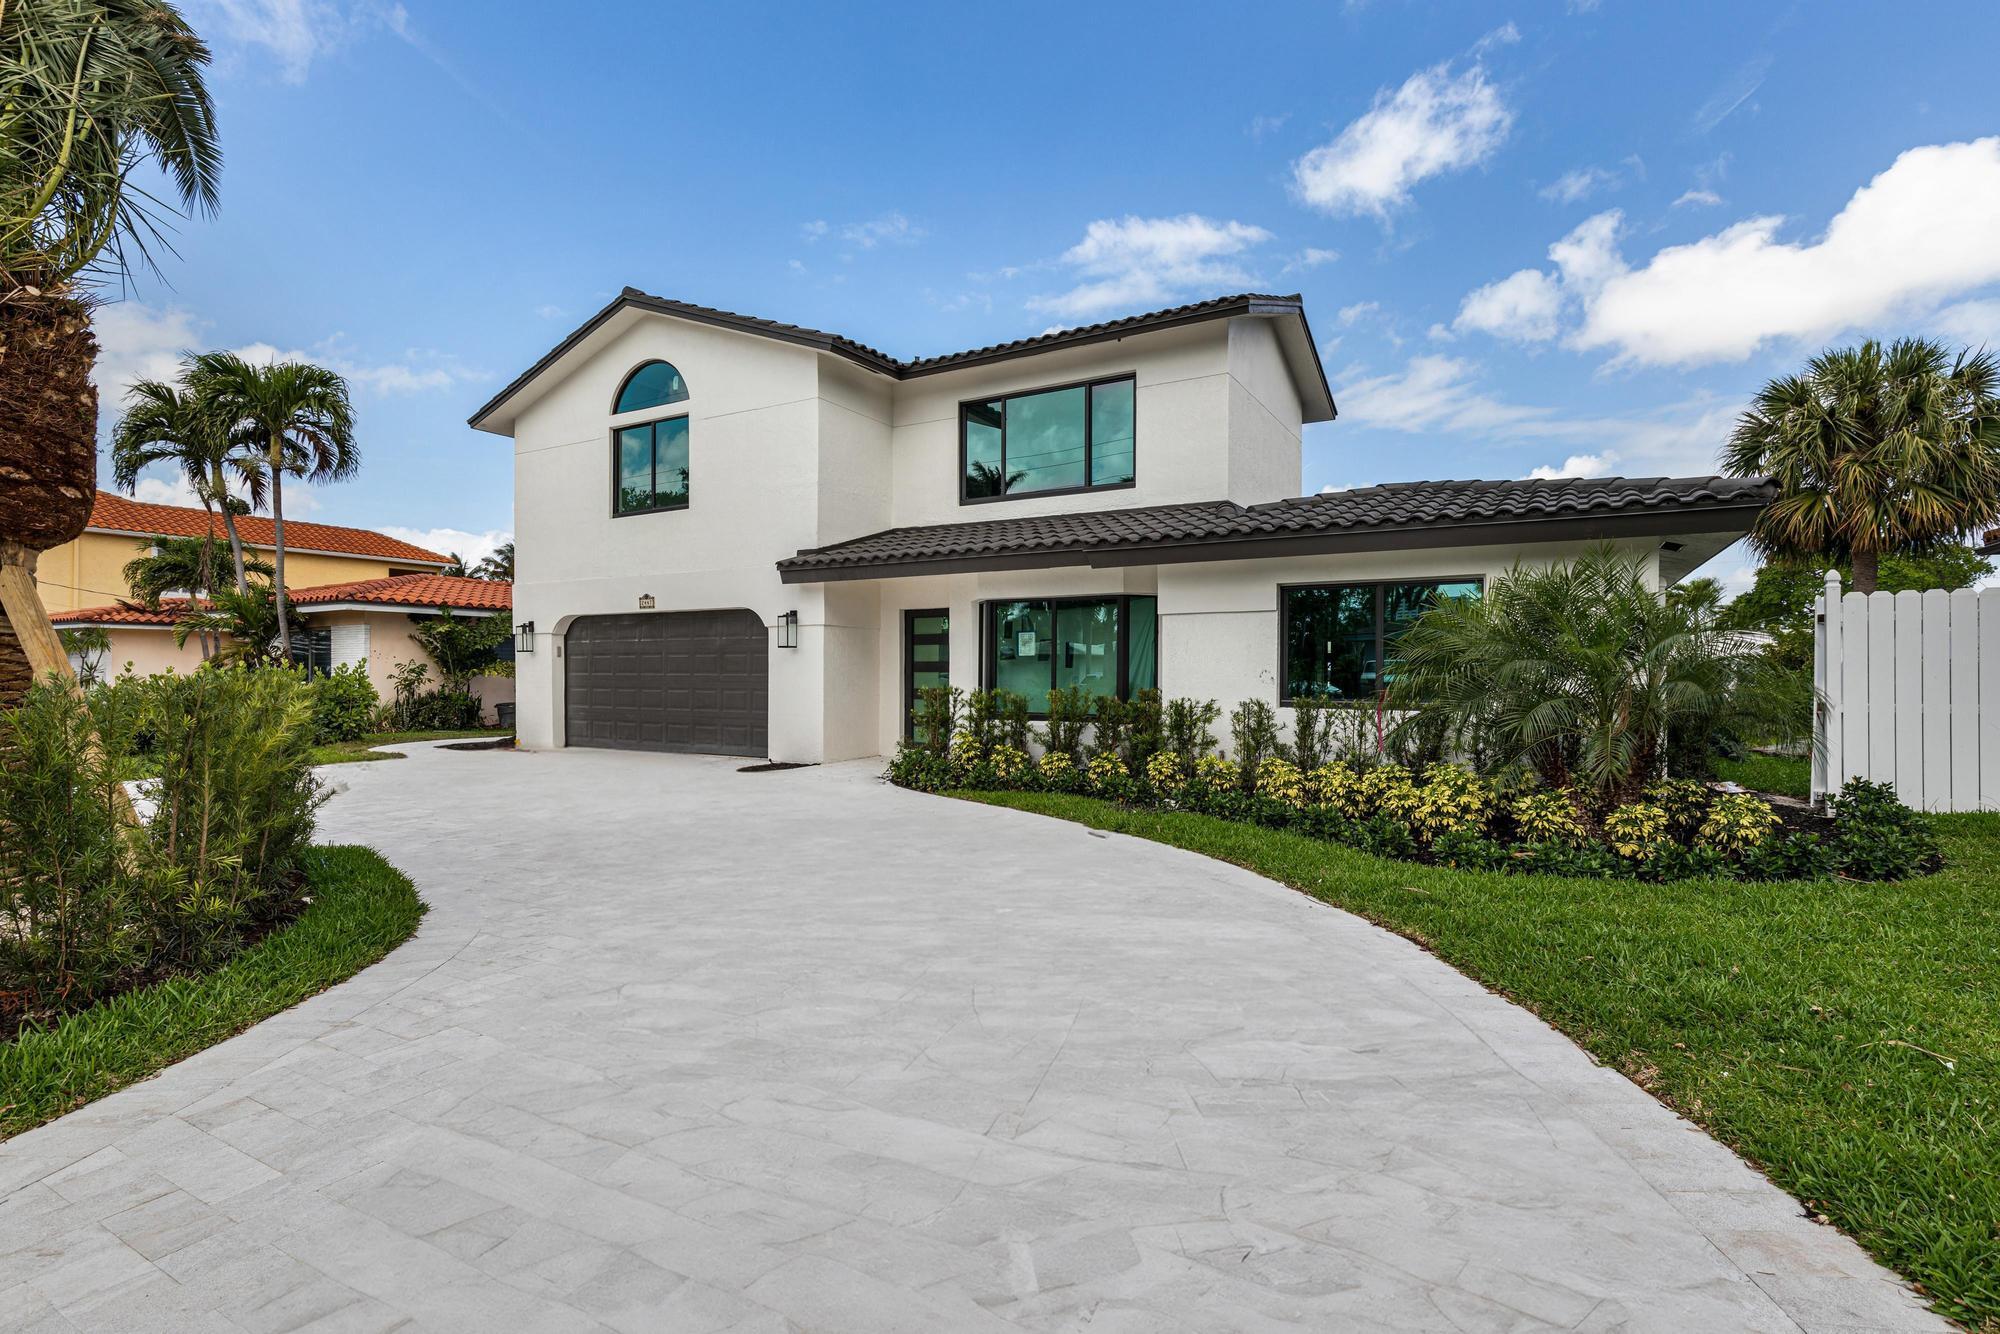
[110, 371, 266, 596]
[170, 583, 279, 666]
[472, 541, 513, 581]
[188, 353, 357, 654]
[1723, 339, 2000, 593]
[1387, 549, 1745, 811]
[0, 0, 221, 703]
[123, 534, 267, 659]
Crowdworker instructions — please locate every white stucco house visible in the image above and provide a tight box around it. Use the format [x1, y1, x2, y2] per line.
[472, 291, 1773, 762]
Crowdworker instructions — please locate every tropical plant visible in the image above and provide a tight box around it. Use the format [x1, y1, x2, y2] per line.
[1289, 697, 1336, 772]
[1388, 548, 1752, 810]
[1037, 685, 1092, 762]
[410, 608, 508, 688]
[1723, 339, 2000, 593]
[0, 0, 222, 706]
[964, 460, 1025, 498]
[1726, 546, 1992, 670]
[1228, 698, 1283, 791]
[122, 535, 269, 609]
[1161, 697, 1221, 762]
[110, 369, 265, 595]
[188, 352, 357, 655]
[441, 552, 470, 577]
[171, 583, 280, 665]
[473, 541, 513, 581]
[58, 626, 110, 686]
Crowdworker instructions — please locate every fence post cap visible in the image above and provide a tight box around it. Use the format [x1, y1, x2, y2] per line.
[1823, 568, 1844, 592]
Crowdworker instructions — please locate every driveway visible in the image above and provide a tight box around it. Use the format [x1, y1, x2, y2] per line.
[0, 746, 1944, 1333]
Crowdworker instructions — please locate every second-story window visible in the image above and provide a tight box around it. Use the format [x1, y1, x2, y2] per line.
[612, 360, 692, 517]
[961, 375, 1135, 502]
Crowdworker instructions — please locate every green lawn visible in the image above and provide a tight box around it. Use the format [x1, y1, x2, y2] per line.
[308, 728, 511, 767]
[0, 846, 425, 1139]
[1716, 751, 1812, 800]
[963, 790, 2000, 1329]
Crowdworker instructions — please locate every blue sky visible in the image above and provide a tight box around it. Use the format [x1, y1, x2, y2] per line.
[99, 0, 2000, 586]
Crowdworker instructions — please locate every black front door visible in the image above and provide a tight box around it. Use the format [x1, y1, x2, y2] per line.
[904, 608, 949, 740]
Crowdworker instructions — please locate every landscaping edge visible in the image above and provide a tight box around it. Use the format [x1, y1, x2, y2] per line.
[0, 845, 426, 1140]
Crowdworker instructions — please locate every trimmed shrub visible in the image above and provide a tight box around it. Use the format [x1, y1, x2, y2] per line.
[1360, 764, 1421, 823]
[1039, 686, 1093, 762]
[1162, 697, 1222, 762]
[1124, 689, 1165, 773]
[1645, 778, 1712, 840]
[1412, 763, 1495, 842]
[1829, 779, 1941, 880]
[1289, 697, 1336, 773]
[307, 663, 378, 744]
[1696, 793, 1780, 856]
[1146, 750, 1187, 798]
[1229, 699, 1283, 791]
[1308, 761, 1367, 818]
[1511, 790, 1588, 845]
[1190, 755, 1239, 795]
[1037, 750, 1079, 791]
[908, 684, 961, 755]
[1256, 756, 1307, 808]
[1603, 802, 1671, 862]
[1085, 752, 1131, 798]
[990, 745, 1031, 786]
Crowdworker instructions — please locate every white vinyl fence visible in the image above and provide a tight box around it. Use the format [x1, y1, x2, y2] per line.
[1813, 570, 2000, 811]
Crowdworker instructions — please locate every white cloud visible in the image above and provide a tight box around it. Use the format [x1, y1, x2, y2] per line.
[1336, 354, 1741, 478]
[1283, 247, 1340, 273]
[1539, 167, 1612, 205]
[192, 0, 368, 83]
[377, 525, 510, 571]
[1337, 301, 1379, 326]
[91, 302, 201, 409]
[839, 212, 924, 248]
[1673, 188, 1724, 208]
[1453, 268, 1563, 341]
[228, 335, 489, 395]
[130, 475, 209, 509]
[1934, 298, 2000, 348]
[1572, 138, 2000, 365]
[533, 304, 566, 320]
[1693, 55, 1771, 134]
[1028, 214, 1273, 319]
[800, 220, 829, 242]
[1247, 113, 1291, 141]
[1291, 29, 1516, 219]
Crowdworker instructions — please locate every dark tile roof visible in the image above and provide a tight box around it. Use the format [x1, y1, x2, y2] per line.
[470, 292, 1329, 428]
[777, 475, 1778, 582]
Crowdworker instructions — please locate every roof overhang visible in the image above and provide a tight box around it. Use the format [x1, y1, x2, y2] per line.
[777, 501, 1768, 585]
[83, 526, 451, 569]
[296, 602, 502, 616]
[470, 291, 1335, 433]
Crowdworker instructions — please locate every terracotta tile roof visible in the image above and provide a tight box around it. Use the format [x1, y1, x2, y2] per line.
[287, 574, 510, 611]
[471, 291, 1334, 427]
[778, 475, 1779, 582]
[51, 598, 195, 627]
[86, 492, 452, 566]
[52, 576, 509, 626]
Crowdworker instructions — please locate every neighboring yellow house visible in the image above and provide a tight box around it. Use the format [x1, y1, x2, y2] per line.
[37, 490, 452, 613]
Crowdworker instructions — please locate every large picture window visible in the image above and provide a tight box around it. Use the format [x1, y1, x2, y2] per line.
[614, 415, 690, 516]
[1281, 579, 1480, 703]
[984, 595, 1157, 711]
[962, 375, 1136, 503]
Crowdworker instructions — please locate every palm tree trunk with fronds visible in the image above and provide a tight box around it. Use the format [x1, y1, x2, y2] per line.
[268, 432, 289, 658]
[1851, 547, 1879, 595]
[0, 296, 99, 706]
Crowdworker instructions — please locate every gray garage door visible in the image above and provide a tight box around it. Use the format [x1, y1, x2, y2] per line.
[564, 610, 768, 756]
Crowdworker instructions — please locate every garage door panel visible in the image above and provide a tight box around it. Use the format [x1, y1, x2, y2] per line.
[565, 610, 768, 756]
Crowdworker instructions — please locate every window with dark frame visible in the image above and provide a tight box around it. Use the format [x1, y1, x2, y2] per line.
[613, 414, 691, 516]
[904, 609, 950, 741]
[613, 360, 689, 415]
[982, 595, 1157, 713]
[961, 375, 1135, 503]
[1280, 579, 1481, 704]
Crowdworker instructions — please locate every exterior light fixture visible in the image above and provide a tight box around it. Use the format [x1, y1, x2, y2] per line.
[778, 610, 800, 649]
[515, 621, 535, 653]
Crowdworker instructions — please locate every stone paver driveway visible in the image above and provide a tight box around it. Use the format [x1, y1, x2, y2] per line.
[1, 745, 1945, 1333]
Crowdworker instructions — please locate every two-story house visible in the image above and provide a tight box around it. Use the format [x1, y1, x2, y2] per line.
[472, 291, 1773, 762]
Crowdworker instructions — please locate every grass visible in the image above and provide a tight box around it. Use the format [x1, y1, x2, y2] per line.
[0, 846, 425, 1139]
[1717, 751, 1812, 799]
[962, 789, 2000, 1330]
[307, 728, 511, 767]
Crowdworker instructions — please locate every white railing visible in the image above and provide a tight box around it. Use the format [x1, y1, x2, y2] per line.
[1814, 570, 2000, 811]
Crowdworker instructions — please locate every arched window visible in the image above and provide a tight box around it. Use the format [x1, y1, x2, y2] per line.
[614, 360, 689, 414]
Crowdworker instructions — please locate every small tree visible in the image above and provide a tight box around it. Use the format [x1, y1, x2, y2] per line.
[410, 610, 508, 689]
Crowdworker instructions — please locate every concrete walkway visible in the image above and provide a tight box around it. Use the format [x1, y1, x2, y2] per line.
[0, 745, 1946, 1333]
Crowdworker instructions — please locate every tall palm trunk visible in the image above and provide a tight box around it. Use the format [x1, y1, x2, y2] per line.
[211, 461, 249, 594]
[0, 297, 100, 706]
[1851, 547, 1879, 595]
[268, 432, 289, 658]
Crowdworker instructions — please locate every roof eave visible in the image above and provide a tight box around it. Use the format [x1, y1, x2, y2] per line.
[776, 500, 1768, 585]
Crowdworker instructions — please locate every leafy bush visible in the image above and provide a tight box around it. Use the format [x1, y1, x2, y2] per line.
[1190, 755, 1238, 796]
[1087, 695, 1130, 764]
[1739, 830, 1837, 881]
[379, 659, 482, 733]
[963, 688, 1029, 756]
[1289, 697, 1336, 772]
[1038, 686, 1093, 762]
[1603, 802, 1671, 861]
[1645, 778, 1712, 840]
[1037, 750, 1079, 791]
[306, 663, 378, 744]
[1255, 756, 1307, 808]
[1124, 689, 1165, 772]
[887, 743, 950, 792]
[1510, 790, 1588, 845]
[1412, 764, 1495, 842]
[1229, 699, 1283, 791]
[1146, 750, 1187, 798]
[907, 684, 961, 754]
[989, 745, 1031, 785]
[1084, 752, 1131, 798]
[1162, 697, 1221, 762]
[1697, 793, 1780, 856]
[0, 669, 324, 1014]
[1308, 761, 1367, 817]
[1360, 764, 1421, 823]
[1829, 779, 1941, 880]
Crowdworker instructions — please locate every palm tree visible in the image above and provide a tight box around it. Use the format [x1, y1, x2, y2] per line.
[472, 541, 513, 581]
[189, 353, 356, 656]
[1388, 549, 1747, 811]
[0, 0, 222, 704]
[441, 552, 470, 577]
[171, 583, 279, 666]
[110, 370, 266, 596]
[1723, 339, 2000, 593]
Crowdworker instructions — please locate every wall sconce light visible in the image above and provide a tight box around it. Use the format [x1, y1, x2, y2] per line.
[778, 610, 799, 649]
[515, 621, 535, 653]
